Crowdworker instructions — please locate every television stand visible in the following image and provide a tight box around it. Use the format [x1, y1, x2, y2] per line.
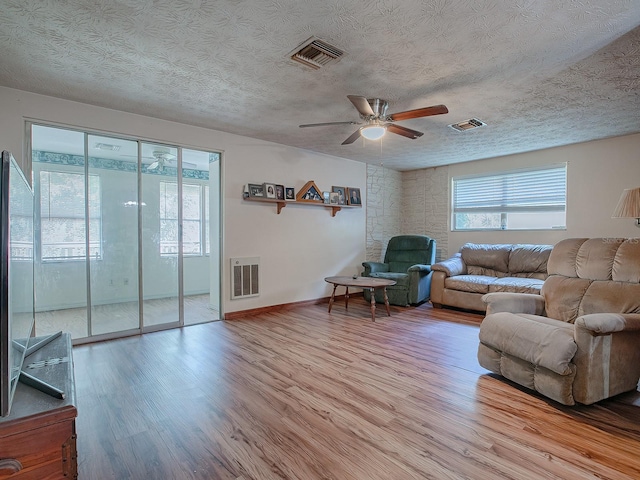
[0, 332, 77, 479]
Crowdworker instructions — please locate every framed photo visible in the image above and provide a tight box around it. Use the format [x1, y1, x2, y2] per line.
[347, 187, 361, 205]
[275, 184, 285, 200]
[264, 183, 276, 199]
[329, 192, 340, 205]
[248, 183, 264, 197]
[285, 187, 295, 201]
[332, 186, 346, 205]
[323, 191, 330, 204]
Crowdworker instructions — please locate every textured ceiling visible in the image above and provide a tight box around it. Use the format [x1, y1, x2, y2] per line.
[0, 0, 639, 171]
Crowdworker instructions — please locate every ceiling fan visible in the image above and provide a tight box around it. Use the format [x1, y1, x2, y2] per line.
[299, 95, 448, 144]
[124, 147, 197, 170]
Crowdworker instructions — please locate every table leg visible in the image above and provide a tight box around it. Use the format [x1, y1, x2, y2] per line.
[383, 287, 391, 316]
[344, 287, 350, 310]
[369, 287, 376, 322]
[328, 284, 338, 313]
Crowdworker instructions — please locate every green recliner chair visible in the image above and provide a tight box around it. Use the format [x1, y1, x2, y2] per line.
[362, 235, 436, 306]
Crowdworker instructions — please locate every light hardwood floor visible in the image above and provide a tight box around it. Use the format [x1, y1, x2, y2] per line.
[72, 301, 640, 479]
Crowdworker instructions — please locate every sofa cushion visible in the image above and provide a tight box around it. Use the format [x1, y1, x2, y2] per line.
[461, 243, 511, 273]
[541, 275, 592, 323]
[488, 277, 544, 294]
[445, 275, 497, 294]
[508, 244, 552, 277]
[480, 312, 577, 376]
[612, 239, 640, 283]
[369, 271, 409, 287]
[579, 281, 640, 316]
[575, 238, 624, 280]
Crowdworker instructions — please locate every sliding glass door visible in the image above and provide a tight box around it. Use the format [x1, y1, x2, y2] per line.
[88, 134, 140, 336]
[33, 126, 89, 339]
[141, 143, 180, 330]
[30, 124, 221, 342]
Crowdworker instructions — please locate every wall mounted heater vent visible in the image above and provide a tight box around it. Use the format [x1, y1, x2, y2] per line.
[448, 118, 486, 132]
[289, 37, 344, 70]
[230, 257, 260, 299]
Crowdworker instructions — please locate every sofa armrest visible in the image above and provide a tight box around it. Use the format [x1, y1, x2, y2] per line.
[431, 253, 466, 277]
[481, 292, 546, 316]
[407, 264, 432, 275]
[362, 261, 389, 275]
[574, 313, 640, 335]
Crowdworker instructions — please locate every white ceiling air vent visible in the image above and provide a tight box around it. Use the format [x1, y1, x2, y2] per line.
[449, 118, 486, 132]
[289, 37, 344, 70]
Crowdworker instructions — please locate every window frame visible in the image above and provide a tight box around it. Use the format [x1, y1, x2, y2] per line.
[159, 180, 208, 257]
[451, 164, 567, 232]
[37, 168, 103, 263]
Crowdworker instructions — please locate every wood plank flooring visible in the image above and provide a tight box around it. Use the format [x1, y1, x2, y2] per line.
[72, 301, 640, 479]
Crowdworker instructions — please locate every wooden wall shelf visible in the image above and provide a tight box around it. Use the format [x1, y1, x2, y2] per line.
[243, 196, 360, 216]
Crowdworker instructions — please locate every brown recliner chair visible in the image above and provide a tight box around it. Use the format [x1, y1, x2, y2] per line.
[478, 238, 640, 405]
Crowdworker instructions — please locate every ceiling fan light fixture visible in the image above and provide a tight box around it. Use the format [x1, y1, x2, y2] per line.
[361, 125, 386, 141]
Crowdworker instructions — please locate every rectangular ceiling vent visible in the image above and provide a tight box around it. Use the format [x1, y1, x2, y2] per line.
[449, 118, 486, 132]
[230, 257, 260, 299]
[289, 37, 344, 70]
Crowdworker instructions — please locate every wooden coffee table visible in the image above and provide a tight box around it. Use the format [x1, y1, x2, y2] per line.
[324, 276, 396, 322]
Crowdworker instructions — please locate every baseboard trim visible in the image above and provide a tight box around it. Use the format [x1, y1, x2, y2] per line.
[224, 292, 363, 320]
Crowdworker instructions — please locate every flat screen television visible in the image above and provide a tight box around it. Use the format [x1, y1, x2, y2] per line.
[0, 150, 36, 416]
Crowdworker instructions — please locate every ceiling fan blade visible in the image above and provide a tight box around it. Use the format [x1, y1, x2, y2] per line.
[341, 129, 362, 145]
[347, 95, 375, 116]
[147, 160, 160, 170]
[299, 121, 359, 128]
[165, 159, 198, 169]
[389, 104, 448, 121]
[387, 124, 424, 139]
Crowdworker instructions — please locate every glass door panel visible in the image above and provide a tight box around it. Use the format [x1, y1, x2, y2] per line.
[32, 125, 89, 339]
[182, 149, 219, 325]
[87, 134, 140, 335]
[141, 143, 180, 329]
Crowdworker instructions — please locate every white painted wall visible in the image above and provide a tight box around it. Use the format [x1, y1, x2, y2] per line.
[0, 86, 367, 316]
[224, 141, 366, 311]
[390, 133, 640, 259]
[447, 134, 640, 253]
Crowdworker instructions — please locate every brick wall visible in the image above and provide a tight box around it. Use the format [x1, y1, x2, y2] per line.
[366, 164, 450, 263]
[401, 167, 449, 261]
[365, 164, 402, 262]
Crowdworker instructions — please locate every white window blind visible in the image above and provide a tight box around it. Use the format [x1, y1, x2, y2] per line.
[39, 171, 102, 260]
[159, 181, 207, 256]
[452, 164, 567, 230]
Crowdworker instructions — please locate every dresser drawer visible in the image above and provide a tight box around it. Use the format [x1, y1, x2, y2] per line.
[0, 419, 76, 480]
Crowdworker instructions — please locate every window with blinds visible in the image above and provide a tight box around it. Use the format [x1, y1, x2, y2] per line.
[39, 171, 102, 260]
[452, 164, 567, 231]
[159, 181, 209, 256]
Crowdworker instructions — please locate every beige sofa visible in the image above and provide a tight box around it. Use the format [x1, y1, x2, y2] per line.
[478, 238, 640, 405]
[430, 243, 553, 312]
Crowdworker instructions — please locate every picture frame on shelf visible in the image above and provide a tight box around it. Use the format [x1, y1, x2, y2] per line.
[347, 187, 361, 205]
[323, 191, 330, 204]
[285, 187, 295, 201]
[329, 192, 340, 205]
[332, 186, 346, 205]
[275, 184, 285, 200]
[296, 180, 324, 203]
[248, 183, 264, 197]
[264, 183, 276, 198]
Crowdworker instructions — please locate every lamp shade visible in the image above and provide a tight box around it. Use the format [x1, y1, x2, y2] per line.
[612, 187, 640, 219]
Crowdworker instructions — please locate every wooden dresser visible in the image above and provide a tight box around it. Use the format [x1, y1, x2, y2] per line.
[0, 333, 77, 479]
